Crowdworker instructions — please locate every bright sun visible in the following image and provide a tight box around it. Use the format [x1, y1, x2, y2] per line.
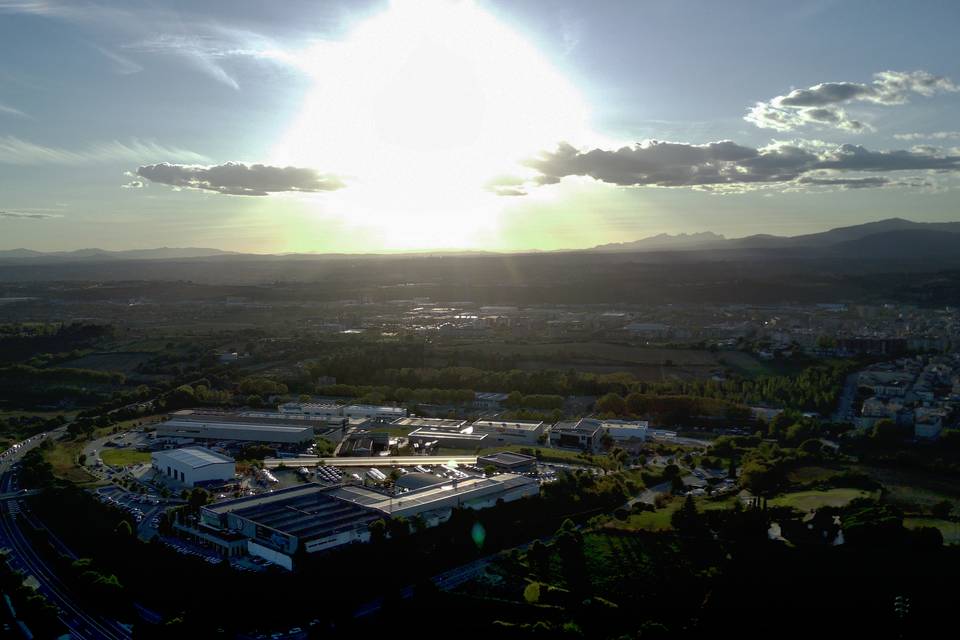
[270, 0, 596, 249]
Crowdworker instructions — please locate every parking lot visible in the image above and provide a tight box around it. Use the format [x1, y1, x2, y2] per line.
[94, 485, 165, 536]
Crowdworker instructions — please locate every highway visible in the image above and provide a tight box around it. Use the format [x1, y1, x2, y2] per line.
[0, 431, 132, 639]
[262, 455, 479, 468]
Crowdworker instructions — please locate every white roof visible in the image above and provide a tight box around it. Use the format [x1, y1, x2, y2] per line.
[153, 447, 234, 469]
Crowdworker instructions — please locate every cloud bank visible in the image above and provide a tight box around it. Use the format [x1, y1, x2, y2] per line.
[135, 162, 346, 196]
[746, 70, 958, 132]
[520, 139, 960, 193]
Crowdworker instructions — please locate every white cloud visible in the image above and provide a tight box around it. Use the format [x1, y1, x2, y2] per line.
[0, 136, 209, 165]
[92, 44, 142, 75]
[746, 70, 958, 133]
[895, 131, 960, 141]
[0, 101, 28, 118]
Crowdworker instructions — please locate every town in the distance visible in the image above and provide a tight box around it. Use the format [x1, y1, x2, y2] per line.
[1, 224, 959, 638]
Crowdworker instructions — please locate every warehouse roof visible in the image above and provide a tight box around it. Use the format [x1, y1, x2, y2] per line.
[159, 419, 313, 434]
[154, 447, 234, 469]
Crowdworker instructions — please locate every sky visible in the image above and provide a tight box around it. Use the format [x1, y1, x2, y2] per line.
[1, 0, 959, 253]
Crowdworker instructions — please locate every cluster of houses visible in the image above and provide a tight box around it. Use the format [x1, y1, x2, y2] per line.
[857, 354, 960, 439]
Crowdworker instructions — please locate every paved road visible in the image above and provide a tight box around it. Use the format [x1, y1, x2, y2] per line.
[832, 372, 859, 423]
[0, 431, 132, 640]
[629, 481, 672, 507]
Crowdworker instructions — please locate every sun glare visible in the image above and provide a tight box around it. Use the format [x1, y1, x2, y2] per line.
[271, 0, 595, 249]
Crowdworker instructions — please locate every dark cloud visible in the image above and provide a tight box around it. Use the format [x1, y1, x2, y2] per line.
[796, 176, 890, 189]
[0, 210, 59, 219]
[815, 144, 960, 172]
[135, 162, 346, 196]
[522, 140, 959, 192]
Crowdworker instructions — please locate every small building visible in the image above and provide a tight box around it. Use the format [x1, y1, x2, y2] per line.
[548, 420, 603, 453]
[478, 451, 537, 473]
[472, 419, 545, 444]
[152, 447, 235, 487]
[406, 428, 488, 450]
[598, 419, 649, 446]
[342, 405, 407, 421]
[473, 392, 509, 410]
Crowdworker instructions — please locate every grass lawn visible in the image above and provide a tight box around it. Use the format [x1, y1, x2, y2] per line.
[786, 465, 842, 485]
[769, 488, 872, 512]
[44, 439, 96, 484]
[607, 499, 680, 532]
[904, 518, 960, 545]
[100, 448, 151, 467]
[855, 465, 960, 512]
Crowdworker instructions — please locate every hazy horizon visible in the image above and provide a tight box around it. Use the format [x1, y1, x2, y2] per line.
[2, 0, 960, 253]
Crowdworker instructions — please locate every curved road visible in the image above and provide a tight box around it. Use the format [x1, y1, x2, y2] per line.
[0, 430, 131, 640]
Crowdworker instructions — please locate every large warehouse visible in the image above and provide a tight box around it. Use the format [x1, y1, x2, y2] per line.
[155, 418, 315, 444]
[152, 447, 236, 487]
[198, 473, 539, 566]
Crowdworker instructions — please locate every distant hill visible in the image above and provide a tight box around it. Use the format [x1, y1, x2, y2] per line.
[590, 218, 960, 252]
[0, 247, 236, 261]
[591, 231, 727, 252]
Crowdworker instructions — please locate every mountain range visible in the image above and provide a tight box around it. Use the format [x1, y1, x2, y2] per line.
[0, 218, 958, 264]
[588, 217, 960, 252]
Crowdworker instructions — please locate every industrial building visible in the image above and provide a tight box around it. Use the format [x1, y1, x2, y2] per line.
[597, 419, 649, 444]
[155, 418, 315, 445]
[472, 419, 545, 444]
[198, 473, 539, 567]
[477, 451, 537, 473]
[548, 420, 604, 452]
[151, 447, 236, 487]
[396, 418, 487, 450]
[280, 402, 407, 421]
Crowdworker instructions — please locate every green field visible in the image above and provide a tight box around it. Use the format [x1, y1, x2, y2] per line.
[44, 440, 97, 484]
[100, 448, 151, 467]
[769, 489, 872, 512]
[856, 465, 960, 513]
[904, 518, 960, 545]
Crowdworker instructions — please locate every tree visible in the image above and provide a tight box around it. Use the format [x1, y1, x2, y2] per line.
[671, 495, 704, 535]
[670, 474, 685, 495]
[931, 499, 954, 520]
[368, 518, 387, 543]
[595, 393, 626, 416]
[727, 457, 737, 479]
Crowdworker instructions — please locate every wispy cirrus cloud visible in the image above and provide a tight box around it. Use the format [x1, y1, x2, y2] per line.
[0, 1, 293, 89]
[135, 162, 346, 196]
[746, 70, 958, 133]
[0, 101, 28, 118]
[0, 136, 208, 165]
